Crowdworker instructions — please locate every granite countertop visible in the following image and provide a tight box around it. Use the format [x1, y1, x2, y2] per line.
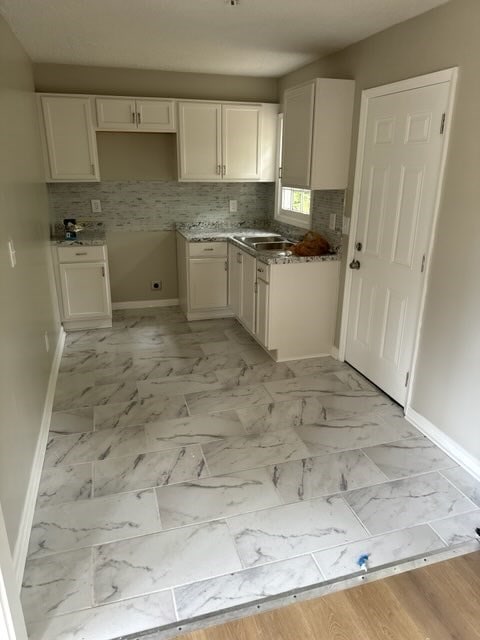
[176, 226, 340, 265]
[51, 231, 107, 246]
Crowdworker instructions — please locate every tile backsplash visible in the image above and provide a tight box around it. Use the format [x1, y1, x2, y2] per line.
[48, 181, 275, 232]
[48, 180, 344, 247]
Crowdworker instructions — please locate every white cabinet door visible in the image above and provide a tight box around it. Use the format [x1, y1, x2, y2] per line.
[222, 104, 261, 181]
[59, 262, 111, 320]
[282, 82, 315, 189]
[189, 258, 228, 310]
[255, 277, 270, 347]
[40, 96, 99, 181]
[137, 99, 176, 131]
[228, 244, 243, 317]
[178, 102, 222, 181]
[239, 251, 256, 333]
[96, 97, 137, 130]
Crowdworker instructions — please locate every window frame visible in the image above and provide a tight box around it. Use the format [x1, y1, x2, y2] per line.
[274, 113, 312, 230]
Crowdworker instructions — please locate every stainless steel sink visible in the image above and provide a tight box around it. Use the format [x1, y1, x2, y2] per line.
[233, 235, 282, 248]
[253, 241, 295, 251]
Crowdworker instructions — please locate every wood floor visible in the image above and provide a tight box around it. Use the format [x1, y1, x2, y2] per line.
[180, 552, 480, 640]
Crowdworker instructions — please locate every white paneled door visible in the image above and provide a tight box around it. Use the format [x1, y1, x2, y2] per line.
[345, 80, 451, 405]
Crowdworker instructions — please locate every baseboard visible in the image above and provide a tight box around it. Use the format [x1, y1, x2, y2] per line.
[12, 327, 65, 590]
[112, 299, 179, 310]
[405, 407, 480, 482]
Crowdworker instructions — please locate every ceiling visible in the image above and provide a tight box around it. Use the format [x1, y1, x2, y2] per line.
[0, 0, 448, 77]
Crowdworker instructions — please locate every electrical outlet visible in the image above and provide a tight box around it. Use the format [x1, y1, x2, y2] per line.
[91, 199, 102, 213]
[342, 217, 351, 235]
[229, 200, 238, 213]
[329, 214, 336, 230]
[8, 239, 16, 268]
[151, 280, 162, 291]
[44, 331, 50, 353]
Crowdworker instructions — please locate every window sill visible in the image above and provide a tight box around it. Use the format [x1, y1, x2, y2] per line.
[275, 210, 311, 230]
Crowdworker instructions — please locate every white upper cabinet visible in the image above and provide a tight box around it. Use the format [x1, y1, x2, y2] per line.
[96, 97, 137, 130]
[222, 104, 261, 181]
[178, 101, 277, 182]
[282, 78, 355, 190]
[177, 102, 222, 181]
[96, 97, 176, 132]
[39, 95, 99, 182]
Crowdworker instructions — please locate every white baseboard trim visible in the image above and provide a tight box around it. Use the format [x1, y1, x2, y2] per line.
[12, 327, 65, 590]
[405, 407, 480, 482]
[112, 299, 179, 310]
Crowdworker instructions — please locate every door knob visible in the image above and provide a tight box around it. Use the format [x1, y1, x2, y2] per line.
[355, 242, 363, 251]
[349, 259, 361, 270]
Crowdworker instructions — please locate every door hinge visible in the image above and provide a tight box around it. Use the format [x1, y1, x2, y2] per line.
[421, 254, 426, 273]
[405, 371, 410, 387]
[440, 113, 446, 134]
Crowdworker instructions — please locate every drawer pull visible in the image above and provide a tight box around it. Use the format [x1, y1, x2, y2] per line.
[75, 252, 88, 256]
[257, 267, 264, 273]
[203, 247, 214, 251]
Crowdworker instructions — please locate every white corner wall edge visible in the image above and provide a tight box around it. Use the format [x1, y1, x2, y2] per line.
[405, 407, 480, 482]
[112, 299, 179, 310]
[12, 327, 66, 590]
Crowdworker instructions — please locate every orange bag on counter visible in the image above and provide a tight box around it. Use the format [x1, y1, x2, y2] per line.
[291, 231, 331, 257]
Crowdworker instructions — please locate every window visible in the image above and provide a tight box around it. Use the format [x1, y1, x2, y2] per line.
[274, 114, 312, 230]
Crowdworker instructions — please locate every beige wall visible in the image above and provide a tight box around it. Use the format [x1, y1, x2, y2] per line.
[107, 231, 178, 303]
[280, 0, 480, 460]
[34, 63, 278, 103]
[97, 132, 177, 181]
[0, 16, 59, 550]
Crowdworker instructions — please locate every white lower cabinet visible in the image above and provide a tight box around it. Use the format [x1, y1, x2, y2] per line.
[177, 233, 231, 321]
[189, 258, 228, 310]
[231, 253, 340, 361]
[239, 251, 256, 332]
[228, 246, 256, 332]
[255, 275, 270, 347]
[52, 245, 112, 330]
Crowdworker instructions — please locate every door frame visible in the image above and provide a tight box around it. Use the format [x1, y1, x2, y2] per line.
[339, 67, 458, 408]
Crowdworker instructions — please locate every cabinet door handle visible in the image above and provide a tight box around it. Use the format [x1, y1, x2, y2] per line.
[101, 266, 105, 277]
[91, 164, 95, 174]
[224, 261, 228, 271]
[136, 112, 141, 125]
[257, 267, 264, 273]
[216, 164, 221, 175]
[75, 252, 88, 256]
[222, 164, 226, 176]
[132, 111, 136, 124]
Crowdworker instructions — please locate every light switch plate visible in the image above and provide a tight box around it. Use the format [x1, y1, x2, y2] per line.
[8, 239, 16, 268]
[229, 200, 238, 213]
[91, 199, 102, 213]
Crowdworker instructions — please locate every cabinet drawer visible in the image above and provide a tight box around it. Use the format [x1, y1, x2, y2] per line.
[57, 245, 107, 263]
[188, 242, 227, 258]
[256, 263, 270, 283]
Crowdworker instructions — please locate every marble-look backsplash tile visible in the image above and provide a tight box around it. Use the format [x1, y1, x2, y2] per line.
[48, 181, 274, 232]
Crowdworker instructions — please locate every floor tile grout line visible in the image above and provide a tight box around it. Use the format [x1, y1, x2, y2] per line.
[437, 469, 480, 507]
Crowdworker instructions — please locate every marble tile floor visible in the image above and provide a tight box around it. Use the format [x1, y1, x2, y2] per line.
[22, 307, 480, 640]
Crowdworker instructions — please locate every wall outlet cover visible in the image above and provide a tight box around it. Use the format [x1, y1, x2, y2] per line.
[229, 200, 238, 213]
[91, 199, 102, 213]
[342, 217, 351, 235]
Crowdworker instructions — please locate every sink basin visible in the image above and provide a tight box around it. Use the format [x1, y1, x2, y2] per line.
[253, 241, 295, 251]
[233, 235, 282, 248]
